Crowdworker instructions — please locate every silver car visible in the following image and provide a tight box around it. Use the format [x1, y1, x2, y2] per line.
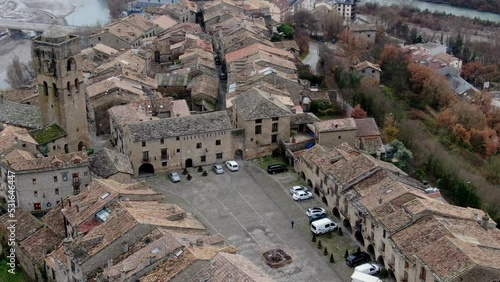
[212, 164, 224, 174]
[168, 172, 180, 182]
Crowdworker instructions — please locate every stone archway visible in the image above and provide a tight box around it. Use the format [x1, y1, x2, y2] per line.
[185, 158, 193, 168]
[343, 218, 352, 233]
[78, 141, 84, 151]
[307, 179, 312, 188]
[314, 187, 320, 196]
[138, 163, 154, 176]
[300, 172, 305, 180]
[332, 207, 340, 218]
[355, 230, 364, 245]
[235, 149, 243, 160]
[367, 244, 375, 257]
[321, 196, 328, 205]
[377, 255, 385, 266]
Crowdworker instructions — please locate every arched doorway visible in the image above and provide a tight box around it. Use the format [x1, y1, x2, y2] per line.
[185, 159, 193, 168]
[343, 218, 352, 233]
[377, 255, 385, 266]
[314, 187, 320, 196]
[321, 196, 328, 205]
[78, 141, 84, 151]
[235, 149, 243, 160]
[332, 207, 340, 218]
[300, 172, 305, 180]
[355, 231, 364, 245]
[138, 163, 154, 176]
[307, 179, 312, 187]
[367, 244, 375, 257]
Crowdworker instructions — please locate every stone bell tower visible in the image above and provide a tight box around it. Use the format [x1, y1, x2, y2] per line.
[32, 26, 89, 152]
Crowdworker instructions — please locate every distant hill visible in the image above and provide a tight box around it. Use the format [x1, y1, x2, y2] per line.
[420, 0, 500, 15]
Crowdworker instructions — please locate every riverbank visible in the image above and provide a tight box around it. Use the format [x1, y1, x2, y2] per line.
[419, 0, 500, 15]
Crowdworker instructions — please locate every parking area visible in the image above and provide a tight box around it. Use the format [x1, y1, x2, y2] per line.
[145, 160, 362, 282]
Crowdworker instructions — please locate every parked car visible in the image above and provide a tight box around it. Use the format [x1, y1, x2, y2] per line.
[346, 252, 371, 267]
[355, 263, 381, 276]
[225, 160, 239, 171]
[212, 164, 224, 174]
[267, 164, 288, 174]
[310, 218, 338, 235]
[306, 207, 326, 217]
[292, 191, 313, 201]
[168, 172, 180, 182]
[290, 185, 309, 195]
[308, 213, 327, 224]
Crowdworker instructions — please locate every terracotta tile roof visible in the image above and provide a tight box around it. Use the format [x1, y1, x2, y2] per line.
[86, 77, 144, 98]
[353, 61, 381, 72]
[358, 136, 384, 155]
[204, 1, 245, 22]
[95, 14, 155, 44]
[42, 203, 66, 237]
[90, 148, 134, 178]
[21, 226, 63, 265]
[0, 124, 38, 154]
[45, 244, 67, 272]
[354, 118, 381, 137]
[225, 43, 294, 64]
[291, 112, 320, 125]
[190, 252, 276, 282]
[127, 111, 233, 142]
[232, 88, 293, 120]
[2, 150, 88, 172]
[187, 74, 218, 103]
[150, 15, 179, 30]
[314, 118, 356, 132]
[0, 87, 37, 104]
[0, 208, 43, 241]
[92, 43, 119, 56]
[108, 103, 160, 129]
[139, 251, 198, 282]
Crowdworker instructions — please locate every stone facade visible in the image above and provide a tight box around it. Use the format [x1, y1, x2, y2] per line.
[0, 151, 91, 212]
[314, 118, 357, 149]
[32, 29, 90, 153]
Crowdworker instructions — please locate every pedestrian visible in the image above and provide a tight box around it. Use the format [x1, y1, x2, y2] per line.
[291, 220, 295, 228]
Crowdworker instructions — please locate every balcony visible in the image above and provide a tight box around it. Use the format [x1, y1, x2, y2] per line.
[72, 178, 80, 185]
[142, 157, 151, 163]
[160, 155, 169, 161]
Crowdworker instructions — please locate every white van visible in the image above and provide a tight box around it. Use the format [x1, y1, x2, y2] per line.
[310, 218, 338, 235]
[351, 271, 382, 282]
[355, 263, 380, 276]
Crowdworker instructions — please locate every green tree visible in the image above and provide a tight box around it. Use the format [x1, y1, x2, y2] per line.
[277, 24, 294, 39]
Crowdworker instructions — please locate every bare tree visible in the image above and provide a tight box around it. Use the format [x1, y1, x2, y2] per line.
[5, 56, 35, 90]
[320, 12, 344, 41]
[292, 10, 317, 32]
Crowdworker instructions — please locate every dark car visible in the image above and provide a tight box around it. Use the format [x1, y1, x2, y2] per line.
[308, 213, 327, 223]
[267, 164, 288, 174]
[346, 252, 371, 267]
[219, 72, 227, 80]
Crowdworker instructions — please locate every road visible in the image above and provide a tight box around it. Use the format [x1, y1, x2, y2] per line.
[303, 41, 319, 74]
[145, 161, 361, 282]
[0, 19, 80, 33]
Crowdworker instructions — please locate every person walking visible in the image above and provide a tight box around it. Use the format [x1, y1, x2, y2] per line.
[291, 220, 295, 228]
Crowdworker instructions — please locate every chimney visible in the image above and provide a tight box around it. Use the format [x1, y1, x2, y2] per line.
[62, 238, 73, 253]
[108, 259, 113, 268]
[481, 213, 490, 231]
[123, 242, 129, 253]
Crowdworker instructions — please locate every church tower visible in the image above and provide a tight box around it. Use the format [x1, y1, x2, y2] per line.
[32, 27, 89, 152]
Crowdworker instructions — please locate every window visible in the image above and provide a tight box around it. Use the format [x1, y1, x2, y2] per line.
[383, 229, 386, 238]
[404, 261, 409, 269]
[215, 139, 221, 146]
[255, 119, 262, 124]
[142, 151, 150, 162]
[272, 117, 279, 121]
[55, 188, 59, 195]
[161, 161, 167, 167]
[98, 36, 101, 41]
[176, 136, 180, 141]
[176, 148, 180, 153]
[161, 148, 169, 160]
[271, 134, 278, 143]
[272, 123, 278, 132]
[255, 125, 262, 135]
[142, 141, 146, 147]
[196, 142, 202, 149]
[32, 178, 36, 184]
[201, 156, 206, 162]
[160, 138, 164, 144]
[216, 153, 223, 159]
[74, 186, 80, 195]
[33, 203, 41, 210]
[54, 176, 58, 182]
[338, 136, 341, 139]
[419, 267, 427, 280]
[34, 191, 38, 197]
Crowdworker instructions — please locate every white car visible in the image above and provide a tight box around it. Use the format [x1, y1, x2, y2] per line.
[355, 263, 381, 276]
[168, 172, 180, 182]
[225, 160, 239, 171]
[290, 185, 308, 195]
[293, 191, 313, 201]
[212, 164, 224, 174]
[307, 207, 327, 217]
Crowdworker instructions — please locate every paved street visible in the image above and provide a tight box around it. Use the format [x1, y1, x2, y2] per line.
[303, 41, 319, 74]
[146, 161, 360, 282]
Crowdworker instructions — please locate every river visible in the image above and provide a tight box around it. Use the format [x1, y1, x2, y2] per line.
[363, 0, 500, 23]
[64, 0, 111, 27]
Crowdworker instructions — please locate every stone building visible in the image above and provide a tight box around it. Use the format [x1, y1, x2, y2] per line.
[333, 0, 357, 22]
[348, 22, 377, 43]
[0, 150, 91, 212]
[114, 111, 234, 176]
[228, 88, 293, 159]
[32, 27, 89, 154]
[313, 118, 357, 149]
[89, 148, 134, 183]
[353, 61, 381, 83]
